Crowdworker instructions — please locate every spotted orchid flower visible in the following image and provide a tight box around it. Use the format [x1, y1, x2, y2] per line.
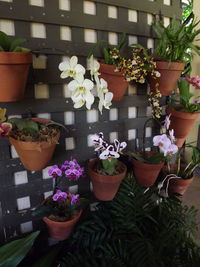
[99, 145, 120, 160]
[59, 56, 85, 80]
[114, 139, 127, 152]
[52, 190, 67, 202]
[0, 122, 12, 138]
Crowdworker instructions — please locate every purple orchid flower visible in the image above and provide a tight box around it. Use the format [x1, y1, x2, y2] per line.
[63, 159, 84, 180]
[163, 115, 171, 130]
[0, 122, 12, 138]
[185, 76, 200, 89]
[70, 193, 80, 205]
[193, 100, 200, 104]
[52, 190, 67, 202]
[48, 165, 62, 178]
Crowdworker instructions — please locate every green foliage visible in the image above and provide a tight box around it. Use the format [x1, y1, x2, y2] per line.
[152, 16, 200, 66]
[32, 246, 61, 267]
[182, 0, 193, 21]
[101, 158, 118, 175]
[129, 152, 165, 164]
[59, 174, 200, 266]
[0, 31, 29, 52]
[8, 118, 39, 136]
[0, 231, 39, 267]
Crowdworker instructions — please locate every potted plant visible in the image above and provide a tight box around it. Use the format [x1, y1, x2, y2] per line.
[0, 31, 32, 102]
[59, 55, 113, 113]
[158, 144, 200, 196]
[0, 108, 61, 171]
[148, 16, 200, 96]
[33, 159, 86, 240]
[88, 132, 127, 201]
[129, 92, 178, 187]
[167, 77, 200, 147]
[87, 33, 128, 101]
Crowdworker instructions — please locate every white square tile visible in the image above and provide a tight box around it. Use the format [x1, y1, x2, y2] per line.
[163, 17, 170, 27]
[109, 108, 118, 121]
[65, 137, 75, 150]
[128, 84, 137, 95]
[128, 10, 137, 22]
[63, 84, 71, 98]
[64, 111, 75, 125]
[60, 26, 71, 41]
[164, 0, 171, 5]
[146, 106, 153, 117]
[145, 147, 151, 151]
[31, 23, 46, 38]
[84, 29, 97, 43]
[108, 6, 118, 19]
[109, 132, 118, 142]
[0, 20, 14, 35]
[90, 181, 93, 192]
[128, 107, 137, 118]
[20, 221, 33, 233]
[147, 38, 154, 49]
[44, 191, 53, 198]
[11, 145, 19, 158]
[83, 1, 96, 15]
[108, 32, 118, 45]
[32, 54, 47, 69]
[128, 129, 136, 140]
[87, 110, 98, 123]
[147, 13, 153, 25]
[69, 185, 78, 194]
[128, 35, 138, 45]
[14, 171, 28, 185]
[145, 127, 152, 137]
[87, 134, 94, 147]
[29, 0, 44, 6]
[8, 114, 22, 120]
[34, 84, 49, 99]
[17, 196, 31, 210]
[0, 0, 12, 2]
[37, 113, 51, 120]
[59, 0, 70, 10]
[42, 166, 53, 179]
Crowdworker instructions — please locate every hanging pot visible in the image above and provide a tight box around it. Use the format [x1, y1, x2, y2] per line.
[43, 210, 82, 240]
[88, 159, 127, 201]
[131, 155, 164, 187]
[148, 61, 184, 96]
[99, 62, 128, 101]
[0, 52, 32, 102]
[9, 118, 60, 171]
[167, 108, 200, 147]
[168, 176, 193, 196]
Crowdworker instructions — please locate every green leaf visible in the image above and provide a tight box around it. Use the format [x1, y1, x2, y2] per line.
[103, 48, 111, 64]
[9, 38, 26, 52]
[0, 31, 11, 51]
[87, 40, 107, 58]
[32, 205, 53, 218]
[32, 246, 61, 267]
[8, 118, 39, 135]
[0, 231, 40, 267]
[117, 32, 126, 51]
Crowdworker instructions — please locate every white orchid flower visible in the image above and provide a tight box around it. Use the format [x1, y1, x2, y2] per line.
[68, 75, 94, 110]
[103, 92, 113, 109]
[88, 55, 100, 79]
[59, 56, 85, 79]
[99, 145, 120, 160]
[114, 139, 127, 152]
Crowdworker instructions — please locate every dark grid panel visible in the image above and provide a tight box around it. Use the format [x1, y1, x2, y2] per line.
[0, 0, 181, 243]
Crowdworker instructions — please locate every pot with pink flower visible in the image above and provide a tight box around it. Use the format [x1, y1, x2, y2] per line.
[167, 78, 200, 147]
[32, 159, 87, 240]
[88, 132, 127, 201]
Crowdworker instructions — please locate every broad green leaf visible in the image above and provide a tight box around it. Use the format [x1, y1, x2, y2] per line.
[117, 32, 126, 51]
[87, 40, 107, 58]
[10, 38, 26, 52]
[8, 118, 39, 135]
[0, 31, 11, 51]
[0, 231, 40, 267]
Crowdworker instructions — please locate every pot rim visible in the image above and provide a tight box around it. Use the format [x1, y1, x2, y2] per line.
[0, 51, 32, 64]
[43, 209, 82, 225]
[167, 107, 200, 119]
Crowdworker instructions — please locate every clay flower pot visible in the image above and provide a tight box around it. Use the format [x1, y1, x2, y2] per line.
[148, 61, 184, 96]
[132, 157, 164, 187]
[88, 159, 127, 201]
[0, 52, 32, 102]
[167, 108, 200, 147]
[9, 118, 60, 171]
[43, 210, 82, 240]
[168, 176, 193, 196]
[99, 62, 128, 101]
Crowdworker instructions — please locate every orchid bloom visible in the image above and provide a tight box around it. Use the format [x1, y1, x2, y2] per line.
[153, 134, 171, 149]
[88, 55, 100, 79]
[169, 129, 175, 143]
[52, 190, 67, 202]
[165, 144, 178, 156]
[163, 115, 171, 130]
[114, 139, 127, 152]
[185, 76, 200, 89]
[0, 122, 12, 138]
[70, 193, 80, 205]
[99, 145, 120, 160]
[59, 56, 85, 80]
[68, 75, 94, 110]
[48, 165, 62, 177]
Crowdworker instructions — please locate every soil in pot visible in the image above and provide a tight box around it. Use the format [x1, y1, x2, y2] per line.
[0, 52, 32, 102]
[167, 108, 200, 147]
[99, 62, 128, 101]
[88, 159, 127, 201]
[9, 118, 60, 171]
[132, 156, 164, 187]
[43, 210, 82, 240]
[148, 61, 184, 96]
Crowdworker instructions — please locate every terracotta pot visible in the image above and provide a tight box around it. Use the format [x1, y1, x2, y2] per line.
[131, 156, 164, 187]
[43, 210, 82, 240]
[88, 159, 127, 201]
[167, 108, 200, 147]
[0, 52, 32, 102]
[9, 118, 60, 171]
[99, 62, 128, 101]
[148, 61, 184, 96]
[169, 176, 193, 196]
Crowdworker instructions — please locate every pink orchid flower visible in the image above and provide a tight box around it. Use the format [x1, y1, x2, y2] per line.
[0, 122, 12, 138]
[153, 134, 171, 150]
[163, 115, 171, 130]
[185, 76, 200, 89]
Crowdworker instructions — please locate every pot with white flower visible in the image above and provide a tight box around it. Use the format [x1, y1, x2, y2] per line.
[33, 159, 86, 240]
[88, 132, 127, 201]
[59, 55, 113, 114]
[167, 78, 200, 147]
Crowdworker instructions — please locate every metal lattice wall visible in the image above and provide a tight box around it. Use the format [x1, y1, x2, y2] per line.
[0, 0, 181, 243]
